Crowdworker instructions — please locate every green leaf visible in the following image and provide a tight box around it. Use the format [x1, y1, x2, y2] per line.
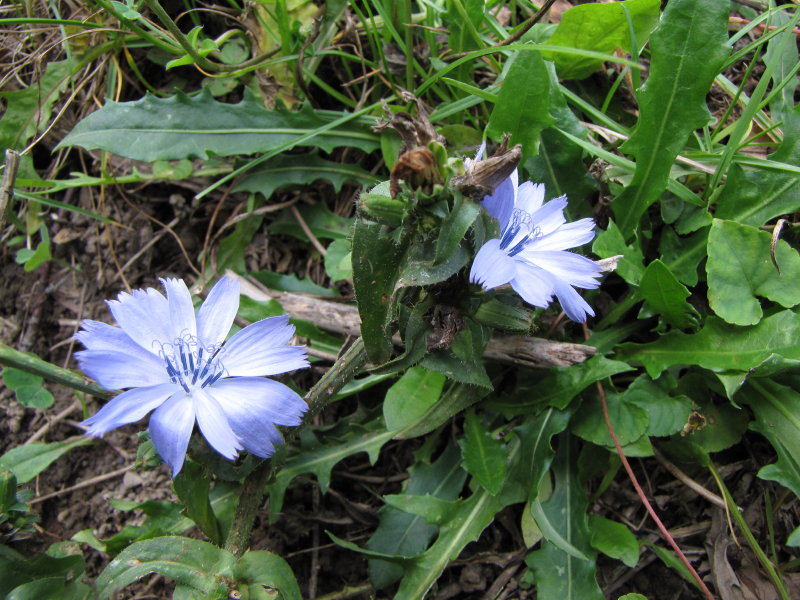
[0, 438, 91, 484]
[324, 238, 353, 282]
[513, 409, 572, 503]
[367, 443, 466, 589]
[486, 49, 553, 158]
[0, 549, 86, 599]
[624, 376, 692, 438]
[352, 219, 411, 362]
[526, 439, 603, 600]
[707, 219, 800, 325]
[434, 195, 480, 266]
[618, 310, 800, 378]
[266, 417, 394, 521]
[526, 64, 597, 209]
[58, 90, 379, 161]
[420, 347, 492, 389]
[234, 152, 380, 198]
[612, 0, 730, 237]
[2, 368, 54, 409]
[268, 202, 353, 242]
[588, 515, 640, 567]
[787, 526, 800, 547]
[396, 239, 470, 288]
[592, 221, 645, 285]
[234, 551, 302, 600]
[395, 383, 490, 440]
[72, 499, 194, 557]
[488, 356, 634, 413]
[659, 225, 707, 287]
[473, 297, 532, 331]
[543, 0, 660, 80]
[571, 392, 649, 448]
[6, 577, 91, 600]
[739, 379, 800, 498]
[391, 441, 523, 599]
[638, 259, 698, 329]
[16, 240, 52, 272]
[95, 537, 234, 599]
[460, 410, 507, 495]
[383, 367, 446, 432]
[250, 270, 339, 296]
[0, 58, 75, 151]
[172, 462, 222, 546]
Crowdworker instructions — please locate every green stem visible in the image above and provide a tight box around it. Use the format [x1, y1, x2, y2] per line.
[0, 341, 111, 399]
[708, 463, 790, 600]
[143, 0, 279, 74]
[224, 337, 368, 557]
[91, 0, 183, 55]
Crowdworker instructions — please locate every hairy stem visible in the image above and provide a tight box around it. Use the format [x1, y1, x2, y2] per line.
[0, 341, 111, 399]
[224, 337, 367, 557]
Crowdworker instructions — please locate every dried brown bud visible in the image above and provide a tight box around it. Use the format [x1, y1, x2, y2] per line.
[390, 147, 443, 197]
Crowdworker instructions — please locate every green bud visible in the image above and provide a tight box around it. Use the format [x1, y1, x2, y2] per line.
[358, 193, 407, 227]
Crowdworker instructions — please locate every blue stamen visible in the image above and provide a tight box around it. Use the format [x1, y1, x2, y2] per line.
[179, 343, 188, 373]
[202, 370, 224, 388]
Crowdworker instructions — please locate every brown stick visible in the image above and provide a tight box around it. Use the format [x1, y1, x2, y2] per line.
[228, 271, 596, 369]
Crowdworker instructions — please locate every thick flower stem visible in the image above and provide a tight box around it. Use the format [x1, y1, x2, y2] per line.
[224, 337, 368, 557]
[0, 341, 111, 399]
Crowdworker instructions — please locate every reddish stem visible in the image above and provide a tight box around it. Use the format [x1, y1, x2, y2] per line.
[583, 325, 715, 600]
[595, 379, 715, 599]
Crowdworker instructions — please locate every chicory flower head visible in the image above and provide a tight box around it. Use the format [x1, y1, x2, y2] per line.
[76, 277, 309, 475]
[469, 169, 602, 322]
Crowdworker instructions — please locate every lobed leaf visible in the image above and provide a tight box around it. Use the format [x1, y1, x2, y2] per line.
[234, 152, 380, 199]
[367, 443, 466, 589]
[58, 90, 379, 161]
[613, 0, 730, 237]
[619, 310, 800, 377]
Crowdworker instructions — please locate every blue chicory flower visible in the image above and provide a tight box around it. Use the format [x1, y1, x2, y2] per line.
[76, 277, 309, 475]
[469, 169, 602, 322]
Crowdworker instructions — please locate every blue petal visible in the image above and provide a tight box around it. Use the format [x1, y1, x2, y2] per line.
[531, 218, 596, 251]
[149, 392, 196, 476]
[208, 377, 307, 458]
[161, 278, 197, 341]
[82, 383, 177, 436]
[509, 261, 556, 309]
[469, 239, 515, 289]
[107, 286, 171, 352]
[524, 250, 602, 289]
[196, 277, 239, 346]
[193, 388, 242, 460]
[76, 320, 162, 363]
[75, 349, 170, 390]
[481, 169, 517, 231]
[530, 197, 567, 236]
[516, 181, 545, 215]
[552, 278, 595, 322]
[221, 316, 309, 377]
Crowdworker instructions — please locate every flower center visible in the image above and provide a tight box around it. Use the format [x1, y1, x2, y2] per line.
[157, 335, 226, 393]
[499, 209, 541, 257]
